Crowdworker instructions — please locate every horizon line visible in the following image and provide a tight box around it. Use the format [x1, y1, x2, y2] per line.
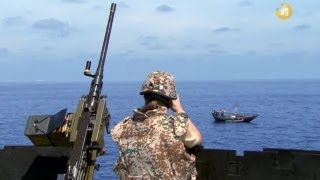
[1, 78, 320, 83]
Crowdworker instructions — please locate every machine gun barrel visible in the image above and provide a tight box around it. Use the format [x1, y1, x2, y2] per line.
[66, 3, 116, 180]
[86, 3, 116, 112]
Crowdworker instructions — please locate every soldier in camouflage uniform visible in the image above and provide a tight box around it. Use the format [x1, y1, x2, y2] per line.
[111, 71, 202, 180]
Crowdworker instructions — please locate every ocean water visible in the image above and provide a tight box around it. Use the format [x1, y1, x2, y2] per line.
[0, 80, 319, 179]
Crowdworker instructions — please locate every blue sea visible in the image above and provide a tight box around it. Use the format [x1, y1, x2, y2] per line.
[0, 80, 320, 179]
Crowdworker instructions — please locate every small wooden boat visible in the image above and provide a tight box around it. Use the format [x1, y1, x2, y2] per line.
[212, 110, 258, 122]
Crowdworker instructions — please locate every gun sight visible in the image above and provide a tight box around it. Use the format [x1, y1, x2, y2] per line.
[84, 61, 94, 77]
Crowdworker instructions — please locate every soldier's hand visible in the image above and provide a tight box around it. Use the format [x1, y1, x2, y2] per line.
[171, 94, 185, 113]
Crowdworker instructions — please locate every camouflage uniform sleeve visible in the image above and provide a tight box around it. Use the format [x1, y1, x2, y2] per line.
[111, 116, 130, 142]
[172, 113, 189, 137]
[111, 122, 121, 142]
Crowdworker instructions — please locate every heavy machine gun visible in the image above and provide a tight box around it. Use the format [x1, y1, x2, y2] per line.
[0, 3, 116, 180]
[64, 3, 116, 179]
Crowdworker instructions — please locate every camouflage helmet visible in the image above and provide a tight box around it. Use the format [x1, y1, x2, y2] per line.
[140, 71, 177, 100]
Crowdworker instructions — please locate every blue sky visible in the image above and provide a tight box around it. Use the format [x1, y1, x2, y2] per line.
[0, 0, 319, 82]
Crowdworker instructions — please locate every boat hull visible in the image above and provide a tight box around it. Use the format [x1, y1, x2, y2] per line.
[212, 112, 258, 122]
